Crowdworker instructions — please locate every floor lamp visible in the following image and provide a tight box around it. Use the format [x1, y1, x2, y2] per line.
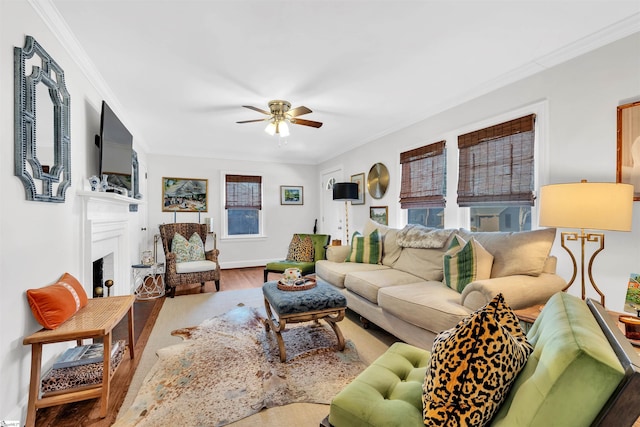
[333, 182, 359, 245]
[539, 180, 633, 307]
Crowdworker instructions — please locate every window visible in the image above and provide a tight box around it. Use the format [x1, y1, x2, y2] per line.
[225, 174, 262, 236]
[457, 114, 535, 232]
[400, 141, 446, 229]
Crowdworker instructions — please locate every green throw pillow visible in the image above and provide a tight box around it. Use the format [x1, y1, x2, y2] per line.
[443, 235, 493, 292]
[171, 232, 205, 263]
[346, 230, 382, 264]
[423, 294, 533, 427]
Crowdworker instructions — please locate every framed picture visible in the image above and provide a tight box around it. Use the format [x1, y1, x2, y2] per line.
[370, 206, 388, 225]
[351, 172, 365, 205]
[281, 185, 303, 205]
[623, 273, 640, 314]
[162, 177, 208, 212]
[616, 100, 640, 201]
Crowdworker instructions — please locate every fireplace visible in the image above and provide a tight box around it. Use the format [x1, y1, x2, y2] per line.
[80, 192, 138, 297]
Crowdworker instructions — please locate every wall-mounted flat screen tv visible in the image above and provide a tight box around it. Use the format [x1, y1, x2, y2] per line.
[98, 101, 132, 192]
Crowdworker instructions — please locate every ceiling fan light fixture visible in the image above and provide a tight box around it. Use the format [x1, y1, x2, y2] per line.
[279, 120, 290, 137]
[265, 121, 276, 136]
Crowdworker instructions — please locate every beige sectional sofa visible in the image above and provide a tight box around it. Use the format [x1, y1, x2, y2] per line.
[315, 220, 567, 349]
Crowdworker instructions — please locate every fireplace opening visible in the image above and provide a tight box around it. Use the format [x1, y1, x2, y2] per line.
[92, 258, 104, 298]
[92, 253, 115, 297]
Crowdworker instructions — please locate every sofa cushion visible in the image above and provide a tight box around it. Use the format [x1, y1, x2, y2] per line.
[344, 269, 425, 304]
[492, 292, 626, 427]
[329, 342, 430, 427]
[364, 219, 402, 266]
[346, 230, 382, 264]
[443, 236, 493, 292]
[286, 234, 315, 262]
[393, 232, 456, 281]
[175, 260, 217, 274]
[26, 272, 89, 329]
[422, 294, 532, 427]
[378, 282, 471, 333]
[458, 228, 555, 278]
[316, 260, 389, 288]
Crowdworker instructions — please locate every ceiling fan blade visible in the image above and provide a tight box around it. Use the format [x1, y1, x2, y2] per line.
[242, 105, 271, 115]
[290, 118, 323, 128]
[288, 106, 312, 117]
[236, 118, 269, 124]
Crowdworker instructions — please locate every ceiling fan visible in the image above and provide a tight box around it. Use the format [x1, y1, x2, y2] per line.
[236, 100, 323, 137]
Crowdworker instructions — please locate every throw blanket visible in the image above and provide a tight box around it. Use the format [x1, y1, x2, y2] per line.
[396, 224, 454, 249]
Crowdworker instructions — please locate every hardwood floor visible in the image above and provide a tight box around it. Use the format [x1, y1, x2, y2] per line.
[34, 266, 265, 427]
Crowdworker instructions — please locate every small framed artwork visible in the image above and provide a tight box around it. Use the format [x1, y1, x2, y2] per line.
[281, 185, 303, 205]
[351, 172, 365, 205]
[162, 177, 208, 212]
[616, 100, 640, 201]
[623, 273, 640, 314]
[370, 206, 388, 225]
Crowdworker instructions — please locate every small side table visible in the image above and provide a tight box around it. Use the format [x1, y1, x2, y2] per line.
[132, 263, 165, 300]
[514, 305, 544, 333]
[23, 295, 135, 427]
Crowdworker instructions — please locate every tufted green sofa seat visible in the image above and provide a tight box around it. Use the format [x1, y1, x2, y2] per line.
[264, 234, 330, 282]
[329, 342, 430, 427]
[325, 292, 640, 427]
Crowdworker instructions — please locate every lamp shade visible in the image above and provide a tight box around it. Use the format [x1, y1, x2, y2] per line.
[204, 217, 215, 233]
[539, 181, 633, 231]
[333, 182, 359, 201]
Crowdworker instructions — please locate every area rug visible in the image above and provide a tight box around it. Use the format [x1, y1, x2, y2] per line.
[114, 305, 366, 426]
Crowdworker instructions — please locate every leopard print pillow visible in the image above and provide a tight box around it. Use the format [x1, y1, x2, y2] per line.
[286, 235, 315, 262]
[422, 294, 532, 427]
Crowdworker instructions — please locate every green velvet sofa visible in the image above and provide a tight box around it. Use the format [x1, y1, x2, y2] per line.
[264, 234, 330, 282]
[324, 292, 640, 427]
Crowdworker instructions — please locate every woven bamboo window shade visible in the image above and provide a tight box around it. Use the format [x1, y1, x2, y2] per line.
[225, 174, 262, 209]
[399, 140, 446, 208]
[457, 114, 536, 207]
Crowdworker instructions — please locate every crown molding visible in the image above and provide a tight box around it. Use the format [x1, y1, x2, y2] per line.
[27, 0, 150, 153]
[402, 13, 640, 132]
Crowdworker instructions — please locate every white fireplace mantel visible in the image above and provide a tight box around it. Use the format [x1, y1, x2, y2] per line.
[79, 191, 142, 297]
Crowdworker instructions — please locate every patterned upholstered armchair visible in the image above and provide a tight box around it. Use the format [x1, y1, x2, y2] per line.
[159, 223, 220, 297]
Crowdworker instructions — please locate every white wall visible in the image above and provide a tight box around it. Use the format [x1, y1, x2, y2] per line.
[147, 154, 320, 269]
[318, 32, 640, 313]
[1, 2, 147, 422]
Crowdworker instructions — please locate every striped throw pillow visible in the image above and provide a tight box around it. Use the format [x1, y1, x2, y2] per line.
[443, 235, 493, 292]
[346, 230, 382, 264]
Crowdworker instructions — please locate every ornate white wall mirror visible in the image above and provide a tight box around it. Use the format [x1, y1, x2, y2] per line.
[14, 35, 71, 202]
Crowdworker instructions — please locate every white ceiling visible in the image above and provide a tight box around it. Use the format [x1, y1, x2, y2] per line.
[46, 0, 640, 164]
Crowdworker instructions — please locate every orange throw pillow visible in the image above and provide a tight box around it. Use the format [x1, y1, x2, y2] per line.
[26, 273, 89, 329]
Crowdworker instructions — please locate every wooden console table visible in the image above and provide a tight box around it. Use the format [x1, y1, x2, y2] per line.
[23, 295, 135, 427]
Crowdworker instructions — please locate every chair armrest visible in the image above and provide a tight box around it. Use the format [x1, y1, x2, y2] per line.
[326, 246, 351, 263]
[164, 252, 177, 272]
[460, 273, 567, 311]
[205, 249, 220, 263]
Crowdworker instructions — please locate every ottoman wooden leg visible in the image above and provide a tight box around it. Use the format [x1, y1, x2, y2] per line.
[263, 296, 288, 362]
[324, 309, 346, 351]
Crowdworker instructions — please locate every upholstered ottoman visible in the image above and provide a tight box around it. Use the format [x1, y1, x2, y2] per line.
[262, 280, 347, 362]
[326, 342, 430, 427]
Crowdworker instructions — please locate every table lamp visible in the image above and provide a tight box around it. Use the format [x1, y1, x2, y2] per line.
[539, 180, 633, 306]
[333, 182, 359, 245]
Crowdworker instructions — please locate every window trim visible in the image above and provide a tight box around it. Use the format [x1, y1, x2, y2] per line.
[399, 101, 548, 230]
[220, 171, 265, 239]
